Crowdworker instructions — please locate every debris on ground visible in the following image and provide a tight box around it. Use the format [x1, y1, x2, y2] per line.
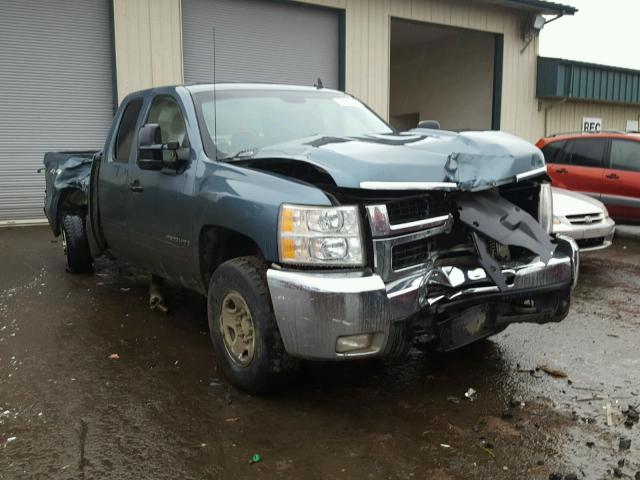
[624, 405, 639, 428]
[464, 388, 477, 401]
[447, 396, 461, 404]
[149, 276, 169, 313]
[439, 443, 451, 448]
[606, 402, 614, 426]
[108, 353, 120, 360]
[225, 417, 239, 422]
[537, 364, 568, 379]
[6, 436, 17, 443]
[479, 440, 495, 458]
[619, 437, 631, 451]
[249, 453, 262, 464]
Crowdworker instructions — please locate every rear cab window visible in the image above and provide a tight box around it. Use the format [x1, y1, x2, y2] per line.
[569, 138, 608, 168]
[610, 139, 640, 172]
[114, 98, 144, 162]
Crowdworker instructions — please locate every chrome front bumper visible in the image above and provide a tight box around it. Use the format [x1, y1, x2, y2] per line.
[267, 236, 579, 360]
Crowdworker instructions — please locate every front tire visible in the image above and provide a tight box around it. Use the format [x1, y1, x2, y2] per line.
[61, 213, 93, 274]
[207, 256, 297, 394]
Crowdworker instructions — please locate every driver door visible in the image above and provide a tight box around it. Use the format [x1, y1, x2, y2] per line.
[126, 94, 194, 280]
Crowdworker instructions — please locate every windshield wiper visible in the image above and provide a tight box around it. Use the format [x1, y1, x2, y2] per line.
[219, 148, 259, 162]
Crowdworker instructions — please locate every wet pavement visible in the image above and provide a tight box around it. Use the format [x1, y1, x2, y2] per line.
[0, 226, 638, 480]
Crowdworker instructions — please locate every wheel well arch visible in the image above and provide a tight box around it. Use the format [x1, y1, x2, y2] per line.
[199, 225, 265, 289]
[53, 188, 88, 235]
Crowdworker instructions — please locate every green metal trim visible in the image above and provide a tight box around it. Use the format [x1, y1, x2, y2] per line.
[537, 57, 640, 105]
[492, 34, 503, 130]
[502, 0, 577, 15]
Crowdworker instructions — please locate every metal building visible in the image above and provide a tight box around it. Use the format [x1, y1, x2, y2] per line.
[1, 0, 637, 224]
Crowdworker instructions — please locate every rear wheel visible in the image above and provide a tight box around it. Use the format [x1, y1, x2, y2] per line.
[61, 213, 93, 274]
[207, 256, 297, 394]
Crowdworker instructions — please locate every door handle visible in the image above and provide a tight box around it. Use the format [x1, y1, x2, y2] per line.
[129, 180, 144, 192]
[605, 173, 619, 180]
[555, 168, 568, 174]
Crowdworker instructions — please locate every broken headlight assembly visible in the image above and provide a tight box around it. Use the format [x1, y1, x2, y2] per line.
[538, 183, 554, 234]
[278, 204, 364, 266]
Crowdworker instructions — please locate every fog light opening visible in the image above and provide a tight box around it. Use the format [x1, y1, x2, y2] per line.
[335, 334, 373, 354]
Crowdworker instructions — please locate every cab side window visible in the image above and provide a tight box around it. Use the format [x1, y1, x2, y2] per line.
[115, 98, 144, 162]
[541, 140, 567, 164]
[569, 138, 608, 168]
[610, 139, 640, 172]
[146, 96, 189, 162]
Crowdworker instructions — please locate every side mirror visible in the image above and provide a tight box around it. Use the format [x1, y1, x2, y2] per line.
[138, 123, 189, 171]
[138, 123, 164, 170]
[417, 120, 440, 130]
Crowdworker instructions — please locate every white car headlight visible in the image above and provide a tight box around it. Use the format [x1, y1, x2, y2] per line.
[538, 183, 553, 234]
[278, 204, 364, 266]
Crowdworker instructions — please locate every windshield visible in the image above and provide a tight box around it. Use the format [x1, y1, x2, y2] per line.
[193, 88, 393, 158]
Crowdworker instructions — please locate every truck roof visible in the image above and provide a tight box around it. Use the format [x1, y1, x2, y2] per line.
[184, 82, 343, 95]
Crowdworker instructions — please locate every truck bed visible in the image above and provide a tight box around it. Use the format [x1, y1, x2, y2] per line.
[43, 151, 97, 235]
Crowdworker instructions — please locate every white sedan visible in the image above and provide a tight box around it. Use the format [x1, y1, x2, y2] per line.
[552, 188, 616, 252]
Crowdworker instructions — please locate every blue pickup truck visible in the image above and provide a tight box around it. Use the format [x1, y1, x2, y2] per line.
[43, 84, 579, 393]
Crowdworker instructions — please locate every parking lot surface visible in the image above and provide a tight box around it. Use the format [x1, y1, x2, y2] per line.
[1, 226, 639, 479]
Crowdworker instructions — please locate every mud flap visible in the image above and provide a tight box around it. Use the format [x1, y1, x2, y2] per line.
[456, 191, 556, 292]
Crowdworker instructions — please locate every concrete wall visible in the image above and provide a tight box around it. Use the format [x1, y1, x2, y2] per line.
[112, 0, 547, 141]
[544, 100, 640, 136]
[390, 30, 495, 131]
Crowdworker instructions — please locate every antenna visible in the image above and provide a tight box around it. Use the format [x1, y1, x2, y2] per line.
[212, 26, 218, 161]
[314, 77, 323, 89]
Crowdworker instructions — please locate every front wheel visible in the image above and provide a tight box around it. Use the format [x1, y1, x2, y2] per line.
[207, 256, 297, 394]
[60, 213, 93, 274]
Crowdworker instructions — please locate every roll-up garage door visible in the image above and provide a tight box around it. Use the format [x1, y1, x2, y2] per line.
[183, 0, 340, 89]
[0, 0, 114, 222]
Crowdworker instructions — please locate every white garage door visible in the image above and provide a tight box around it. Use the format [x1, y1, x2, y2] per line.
[183, 0, 340, 89]
[0, 0, 114, 222]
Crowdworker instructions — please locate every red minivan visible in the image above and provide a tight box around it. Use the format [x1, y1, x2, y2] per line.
[537, 132, 640, 223]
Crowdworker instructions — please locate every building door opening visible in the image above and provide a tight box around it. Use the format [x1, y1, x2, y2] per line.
[389, 18, 502, 133]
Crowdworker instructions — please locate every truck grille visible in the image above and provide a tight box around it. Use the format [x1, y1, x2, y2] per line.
[566, 213, 604, 225]
[386, 197, 429, 225]
[392, 238, 430, 270]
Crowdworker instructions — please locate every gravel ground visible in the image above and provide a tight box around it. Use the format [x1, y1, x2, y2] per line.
[0, 226, 638, 480]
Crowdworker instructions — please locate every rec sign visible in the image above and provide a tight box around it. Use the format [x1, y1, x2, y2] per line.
[582, 117, 602, 133]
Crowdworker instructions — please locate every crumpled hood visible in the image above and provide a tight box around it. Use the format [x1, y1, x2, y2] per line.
[246, 128, 546, 191]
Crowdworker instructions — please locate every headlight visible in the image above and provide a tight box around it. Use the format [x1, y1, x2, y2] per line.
[538, 183, 553, 233]
[553, 216, 562, 225]
[278, 204, 364, 266]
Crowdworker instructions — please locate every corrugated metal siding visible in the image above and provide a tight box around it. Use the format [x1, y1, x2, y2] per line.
[182, 0, 340, 89]
[113, 0, 184, 104]
[0, 0, 114, 222]
[113, 0, 549, 142]
[538, 57, 640, 105]
[545, 101, 640, 136]
[302, 0, 543, 141]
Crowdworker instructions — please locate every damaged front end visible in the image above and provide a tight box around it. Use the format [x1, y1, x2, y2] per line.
[267, 178, 578, 360]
